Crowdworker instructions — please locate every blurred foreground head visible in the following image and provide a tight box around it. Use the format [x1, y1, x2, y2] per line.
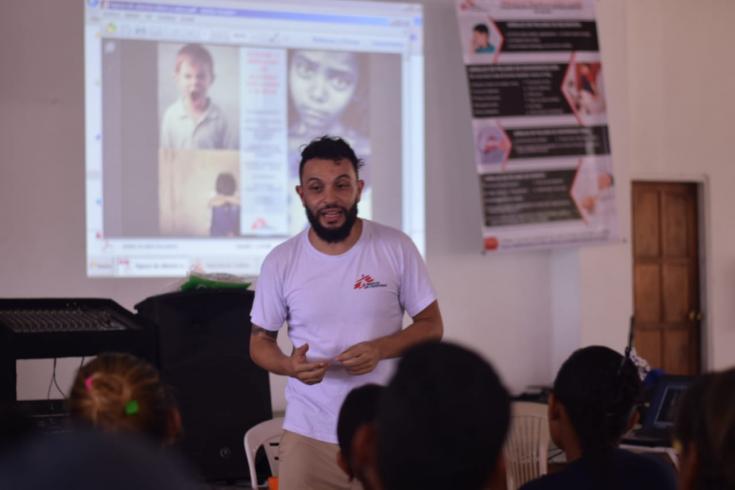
[0, 430, 198, 490]
[377, 341, 510, 490]
[674, 367, 735, 490]
[68, 352, 180, 445]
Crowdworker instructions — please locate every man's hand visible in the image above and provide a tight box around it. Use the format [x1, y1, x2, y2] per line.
[336, 341, 381, 375]
[289, 344, 329, 385]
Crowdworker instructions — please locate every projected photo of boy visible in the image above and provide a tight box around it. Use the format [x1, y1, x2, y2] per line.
[160, 43, 238, 150]
[287, 49, 371, 233]
[157, 42, 240, 236]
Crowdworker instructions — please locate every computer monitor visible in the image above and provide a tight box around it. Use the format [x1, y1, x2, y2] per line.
[645, 376, 692, 431]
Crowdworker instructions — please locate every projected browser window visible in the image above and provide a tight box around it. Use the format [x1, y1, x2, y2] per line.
[85, 0, 424, 277]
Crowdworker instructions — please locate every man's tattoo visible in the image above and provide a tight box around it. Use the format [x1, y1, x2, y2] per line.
[251, 325, 278, 339]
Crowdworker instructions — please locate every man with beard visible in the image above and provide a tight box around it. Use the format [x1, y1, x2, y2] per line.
[250, 136, 443, 490]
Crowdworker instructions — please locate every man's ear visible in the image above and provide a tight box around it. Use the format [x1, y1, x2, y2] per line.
[296, 184, 305, 201]
[351, 423, 381, 489]
[484, 452, 507, 490]
[356, 179, 365, 202]
[679, 443, 699, 490]
[548, 392, 561, 421]
[336, 450, 353, 479]
[351, 423, 376, 469]
[625, 406, 640, 433]
[166, 407, 183, 445]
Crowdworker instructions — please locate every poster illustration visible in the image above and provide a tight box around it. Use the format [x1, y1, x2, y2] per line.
[456, 0, 619, 251]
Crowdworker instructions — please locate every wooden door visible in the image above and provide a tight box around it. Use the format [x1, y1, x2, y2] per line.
[632, 182, 701, 375]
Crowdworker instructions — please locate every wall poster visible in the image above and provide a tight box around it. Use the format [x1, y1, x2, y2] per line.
[456, 0, 619, 252]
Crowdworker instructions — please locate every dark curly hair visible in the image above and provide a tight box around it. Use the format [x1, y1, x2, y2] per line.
[377, 342, 510, 490]
[298, 135, 364, 181]
[674, 367, 735, 490]
[553, 346, 641, 454]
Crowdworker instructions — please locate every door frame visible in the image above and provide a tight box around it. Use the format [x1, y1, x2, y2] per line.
[631, 172, 711, 372]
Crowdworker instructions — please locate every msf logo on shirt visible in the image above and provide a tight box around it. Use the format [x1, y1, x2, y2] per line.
[354, 274, 388, 290]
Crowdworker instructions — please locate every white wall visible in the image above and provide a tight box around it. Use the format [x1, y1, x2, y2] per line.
[1, 0, 733, 411]
[623, 0, 735, 370]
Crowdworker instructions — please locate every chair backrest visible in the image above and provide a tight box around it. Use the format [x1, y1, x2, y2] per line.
[243, 417, 284, 490]
[504, 402, 550, 490]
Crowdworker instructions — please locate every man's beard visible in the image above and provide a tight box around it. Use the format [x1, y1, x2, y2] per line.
[305, 202, 359, 243]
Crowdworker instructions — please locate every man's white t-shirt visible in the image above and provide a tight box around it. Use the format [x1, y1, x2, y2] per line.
[250, 219, 436, 443]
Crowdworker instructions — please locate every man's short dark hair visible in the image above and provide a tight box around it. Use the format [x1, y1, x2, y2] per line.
[337, 384, 384, 471]
[473, 23, 489, 35]
[377, 341, 510, 490]
[299, 135, 364, 181]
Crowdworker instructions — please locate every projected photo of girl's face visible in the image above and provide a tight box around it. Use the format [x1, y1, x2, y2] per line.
[289, 50, 359, 132]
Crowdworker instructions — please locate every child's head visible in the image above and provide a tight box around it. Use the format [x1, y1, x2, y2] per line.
[336, 384, 384, 483]
[377, 342, 510, 490]
[174, 44, 215, 104]
[550, 346, 641, 455]
[69, 353, 180, 445]
[215, 172, 237, 196]
[472, 24, 490, 49]
[674, 367, 735, 490]
[289, 50, 360, 132]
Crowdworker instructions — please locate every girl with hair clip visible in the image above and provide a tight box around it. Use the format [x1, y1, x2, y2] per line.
[674, 367, 735, 490]
[520, 346, 676, 490]
[68, 353, 181, 446]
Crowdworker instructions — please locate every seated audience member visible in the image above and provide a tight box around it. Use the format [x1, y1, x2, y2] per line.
[0, 429, 198, 490]
[68, 353, 180, 446]
[377, 341, 510, 490]
[336, 384, 384, 490]
[674, 367, 735, 490]
[0, 402, 35, 457]
[521, 346, 676, 490]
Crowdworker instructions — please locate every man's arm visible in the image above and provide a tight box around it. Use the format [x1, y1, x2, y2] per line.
[250, 325, 329, 384]
[336, 300, 443, 375]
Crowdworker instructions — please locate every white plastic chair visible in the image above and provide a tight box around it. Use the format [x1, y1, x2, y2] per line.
[504, 402, 550, 490]
[243, 417, 284, 490]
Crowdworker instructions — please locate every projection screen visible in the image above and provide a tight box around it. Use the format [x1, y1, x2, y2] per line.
[84, 0, 425, 277]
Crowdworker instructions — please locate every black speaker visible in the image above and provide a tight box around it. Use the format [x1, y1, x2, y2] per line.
[135, 289, 272, 482]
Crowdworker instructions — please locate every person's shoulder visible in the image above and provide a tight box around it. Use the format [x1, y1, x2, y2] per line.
[364, 220, 412, 246]
[267, 231, 305, 260]
[614, 447, 669, 468]
[365, 220, 403, 238]
[164, 98, 185, 115]
[206, 99, 226, 116]
[257, 233, 306, 278]
[613, 449, 677, 488]
[519, 469, 570, 490]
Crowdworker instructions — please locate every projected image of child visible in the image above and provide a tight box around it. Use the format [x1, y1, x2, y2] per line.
[209, 172, 240, 237]
[160, 43, 237, 150]
[287, 49, 371, 233]
[157, 43, 239, 237]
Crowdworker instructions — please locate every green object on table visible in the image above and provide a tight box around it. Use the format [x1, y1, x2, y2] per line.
[180, 273, 251, 291]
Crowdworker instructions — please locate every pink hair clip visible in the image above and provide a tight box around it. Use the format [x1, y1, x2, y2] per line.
[84, 376, 94, 391]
